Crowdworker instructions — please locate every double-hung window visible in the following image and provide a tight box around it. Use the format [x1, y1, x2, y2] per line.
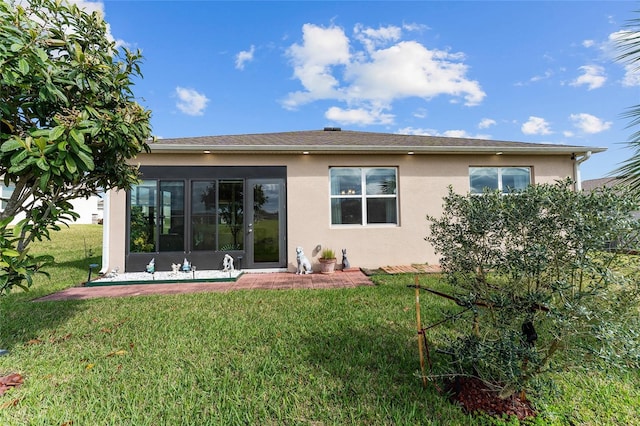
[330, 167, 398, 225]
[469, 166, 531, 194]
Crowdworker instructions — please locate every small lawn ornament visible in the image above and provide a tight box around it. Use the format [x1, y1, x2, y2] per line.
[341, 248, 350, 269]
[223, 254, 235, 272]
[171, 263, 180, 275]
[296, 246, 312, 274]
[145, 258, 155, 274]
[182, 258, 191, 272]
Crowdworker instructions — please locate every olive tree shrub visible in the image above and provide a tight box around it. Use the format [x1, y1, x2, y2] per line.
[0, 0, 152, 293]
[425, 179, 640, 397]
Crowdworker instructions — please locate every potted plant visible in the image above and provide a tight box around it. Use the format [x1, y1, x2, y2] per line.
[318, 248, 337, 274]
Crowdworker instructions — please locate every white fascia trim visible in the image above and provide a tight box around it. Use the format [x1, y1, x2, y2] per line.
[149, 144, 607, 156]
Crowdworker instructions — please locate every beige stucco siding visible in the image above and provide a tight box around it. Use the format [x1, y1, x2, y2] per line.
[104, 152, 576, 272]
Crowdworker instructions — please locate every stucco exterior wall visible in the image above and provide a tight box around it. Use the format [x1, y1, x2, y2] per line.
[104, 152, 575, 273]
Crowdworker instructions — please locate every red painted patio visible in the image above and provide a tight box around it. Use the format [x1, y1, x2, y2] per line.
[34, 269, 374, 302]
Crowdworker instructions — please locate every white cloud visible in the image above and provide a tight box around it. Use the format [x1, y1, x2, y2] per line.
[354, 24, 402, 53]
[283, 22, 485, 126]
[441, 129, 472, 138]
[402, 22, 429, 33]
[396, 127, 489, 139]
[478, 118, 496, 129]
[521, 116, 552, 135]
[235, 45, 255, 70]
[397, 127, 437, 136]
[175, 87, 209, 116]
[610, 30, 640, 87]
[345, 40, 485, 106]
[570, 65, 606, 90]
[530, 69, 553, 83]
[621, 63, 640, 87]
[413, 108, 428, 119]
[569, 113, 612, 134]
[325, 106, 394, 126]
[283, 24, 350, 109]
[67, 0, 104, 15]
[582, 39, 595, 48]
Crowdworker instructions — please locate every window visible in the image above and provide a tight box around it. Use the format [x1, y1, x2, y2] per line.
[330, 167, 398, 225]
[129, 178, 244, 253]
[469, 167, 531, 194]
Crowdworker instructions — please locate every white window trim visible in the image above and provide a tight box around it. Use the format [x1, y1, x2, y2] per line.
[330, 167, 398, 226]
[469, 166, 531, 194]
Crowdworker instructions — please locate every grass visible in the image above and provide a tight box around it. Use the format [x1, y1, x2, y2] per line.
[0, 225, 638, 424]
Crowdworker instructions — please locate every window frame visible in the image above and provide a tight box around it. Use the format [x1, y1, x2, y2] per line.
[329, 167, 399, 226]
[469, 166, 532, 194]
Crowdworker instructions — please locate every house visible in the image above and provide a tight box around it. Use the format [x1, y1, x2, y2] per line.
[582, 176, 627, 192]
[1, 184, 104, 225]
[582, 176, 640, 220]
[102, 128, 604, 273]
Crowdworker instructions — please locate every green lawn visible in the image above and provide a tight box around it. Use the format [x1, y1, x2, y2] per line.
[0, 225, 638, 425]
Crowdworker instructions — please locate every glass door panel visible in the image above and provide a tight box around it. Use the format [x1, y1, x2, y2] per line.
[159, 181, 185, 252]
[191, 181, 216, 251]
[218, 180, 244, 251]
[129, 180, 157, 253]
[246, 179, 285, 267]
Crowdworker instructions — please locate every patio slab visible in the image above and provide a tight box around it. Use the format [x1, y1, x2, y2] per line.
[33, 269, 374, 302]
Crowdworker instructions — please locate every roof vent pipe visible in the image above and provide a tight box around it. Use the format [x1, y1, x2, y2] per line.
[323, 127, 341, 131]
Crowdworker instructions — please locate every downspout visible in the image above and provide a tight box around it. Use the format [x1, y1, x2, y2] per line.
[100, 190, 110, 274]
[573, 151, 592, 191]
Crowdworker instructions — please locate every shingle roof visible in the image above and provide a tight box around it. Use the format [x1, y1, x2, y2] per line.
[148, 129, 605, 155]
[581, 177, 626, 192]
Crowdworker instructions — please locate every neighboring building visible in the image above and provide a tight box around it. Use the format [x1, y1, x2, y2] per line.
[0, 184, 104, 225]
[581, 176, 626, 193]
[102, 129, 604, 273]
[582, 176, 640, 219]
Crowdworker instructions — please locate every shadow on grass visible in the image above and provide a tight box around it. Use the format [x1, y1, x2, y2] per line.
[0, 297, 87, 350]
[300, 323, 459, 422]
[52, 255, 102, 275]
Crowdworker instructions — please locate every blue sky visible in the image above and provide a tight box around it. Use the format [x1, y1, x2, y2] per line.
[83, 1, 640, 180]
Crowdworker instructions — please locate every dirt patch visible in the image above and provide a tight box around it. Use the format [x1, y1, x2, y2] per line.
[446, 377, 536, 421]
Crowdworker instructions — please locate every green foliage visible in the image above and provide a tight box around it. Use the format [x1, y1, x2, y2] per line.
[0, 217, 53, 294]
[0, 0, 152, 293]
[320, 248, 336, 259]
[425, 179, 640, 396]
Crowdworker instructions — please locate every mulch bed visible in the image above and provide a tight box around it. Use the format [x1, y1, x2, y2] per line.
[446, 376, 537, 421]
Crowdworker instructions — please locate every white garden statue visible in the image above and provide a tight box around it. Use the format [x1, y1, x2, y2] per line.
[223, 254, 235, 272]
[295, 247, 312, 274]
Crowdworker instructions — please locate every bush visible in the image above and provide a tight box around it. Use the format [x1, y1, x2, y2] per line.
[425, 179, 640, 397]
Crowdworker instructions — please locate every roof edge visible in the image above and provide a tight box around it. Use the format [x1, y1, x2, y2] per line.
[147, 144, 606, 155]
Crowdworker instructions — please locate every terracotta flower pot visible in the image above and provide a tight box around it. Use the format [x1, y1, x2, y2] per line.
[318, 258, 336, 274]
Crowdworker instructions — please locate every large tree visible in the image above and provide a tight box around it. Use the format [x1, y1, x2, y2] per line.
[0, 0, 152, 293]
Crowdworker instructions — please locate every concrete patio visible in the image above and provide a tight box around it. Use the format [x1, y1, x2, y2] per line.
[34, 269, 374, 302]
